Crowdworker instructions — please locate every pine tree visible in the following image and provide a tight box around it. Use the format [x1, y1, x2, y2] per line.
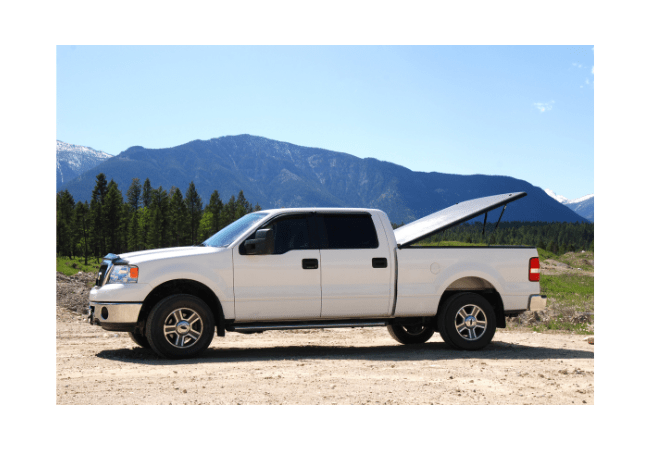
[236, 190, 252, 214]
[142, 178, 152, 208]
[74, 201, 90, 265]
[146, 186, 170, 249]
[169, 187, 187, 246]
[120, 203, 131, 253]
[221, 195, 237, 227]
[128, 210, 140, 251]
[105, 180, 124, 253]
[126, 178, 142, 211]
[138, 207, 151, 249]
[147, 206, 162, 249]
[185, 181, 203, 245]
[90, 173, 109, 258]
[56, 190, 75, 257]
[206, 190, 223, 234]
[198, 210, 214, 242]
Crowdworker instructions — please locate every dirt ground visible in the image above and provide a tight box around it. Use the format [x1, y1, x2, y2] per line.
[56, 312, 594, 405]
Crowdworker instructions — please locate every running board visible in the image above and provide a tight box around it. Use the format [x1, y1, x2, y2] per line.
[227, 319, 388, 333]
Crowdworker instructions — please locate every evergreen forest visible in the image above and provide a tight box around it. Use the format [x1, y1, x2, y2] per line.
[56, 174, 260, 263]
[57, 173, 594, 263]
[406, 221, 594, 254]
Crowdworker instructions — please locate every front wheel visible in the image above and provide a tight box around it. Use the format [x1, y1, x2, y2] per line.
[437, 292, 496, 350]
[387, 323, 435, 344]
[145, 294, 215, 359]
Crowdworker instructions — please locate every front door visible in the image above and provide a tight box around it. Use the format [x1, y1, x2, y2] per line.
[233, 214, 322, 321]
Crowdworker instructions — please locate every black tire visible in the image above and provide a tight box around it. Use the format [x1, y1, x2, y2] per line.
[387, 323, 435, 344]
[437, 292, 496, 351]
[145, 294, 215, 359]
[128, 330, 151, 349]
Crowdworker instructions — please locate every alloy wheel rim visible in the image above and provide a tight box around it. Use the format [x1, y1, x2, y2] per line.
[163, 308, 203, 348]
[454, 304, 487, 341]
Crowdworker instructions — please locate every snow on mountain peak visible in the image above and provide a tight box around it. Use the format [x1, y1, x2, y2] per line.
[566, 194, 594, 205]
[544, 189, 569, 204]
[544, 188, 594, 222]
[57, 140, 113, 191]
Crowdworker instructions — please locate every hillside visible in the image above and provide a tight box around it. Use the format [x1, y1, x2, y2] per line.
[59, 135, 587, 224]
[57, 140, 113, 190]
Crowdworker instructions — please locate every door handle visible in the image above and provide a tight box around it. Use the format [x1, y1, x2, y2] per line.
[302, 259, 319, 269]
[372, 258, 388, 268]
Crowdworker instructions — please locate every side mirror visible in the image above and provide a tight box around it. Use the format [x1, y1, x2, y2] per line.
[244, 229, 274, 255]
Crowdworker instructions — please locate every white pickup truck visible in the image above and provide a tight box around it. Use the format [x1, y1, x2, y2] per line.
[88, 192, 546, 359]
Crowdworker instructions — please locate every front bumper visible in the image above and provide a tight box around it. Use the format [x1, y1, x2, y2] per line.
[528, 295, 547, 311]
[88, 301, 142, 328]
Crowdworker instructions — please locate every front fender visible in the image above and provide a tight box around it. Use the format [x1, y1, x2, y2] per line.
[138, 250, 234, 319]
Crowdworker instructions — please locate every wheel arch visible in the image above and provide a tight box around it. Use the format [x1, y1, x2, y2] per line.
[436, 276, 506, 329]
[137, 278, 226, 336]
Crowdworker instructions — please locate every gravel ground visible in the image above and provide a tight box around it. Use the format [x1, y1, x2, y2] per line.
[57, 314, 594, 405]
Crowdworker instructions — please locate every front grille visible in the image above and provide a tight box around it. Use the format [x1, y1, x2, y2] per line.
[96, 264, 108, 286]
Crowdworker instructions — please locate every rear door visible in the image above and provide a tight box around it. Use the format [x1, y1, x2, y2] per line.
[233, 213, 322, 321]
[317, 213, 392, 318]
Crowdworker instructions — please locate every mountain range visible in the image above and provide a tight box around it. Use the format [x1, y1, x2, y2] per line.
[58, 135, 588, 225]
[544, 189, 594, 222]
[57, 140, 113, 191]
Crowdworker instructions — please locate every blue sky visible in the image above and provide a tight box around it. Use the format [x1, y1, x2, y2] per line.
[57, 45, 594, 199]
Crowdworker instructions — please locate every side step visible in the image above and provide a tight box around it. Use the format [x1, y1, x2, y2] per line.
[227, 319, 388, 334]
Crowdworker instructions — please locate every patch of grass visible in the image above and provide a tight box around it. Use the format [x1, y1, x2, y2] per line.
[536, 247, 557, 262]
[56, 256, 101, 276]
[510, 272, 595, 334]
[541, 273, 594, 298]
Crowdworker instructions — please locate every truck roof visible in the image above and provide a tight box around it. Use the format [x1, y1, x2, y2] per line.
[257, 207, 383, 215]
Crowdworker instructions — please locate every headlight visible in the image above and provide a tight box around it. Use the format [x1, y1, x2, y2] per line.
[107, 265, 139, 284]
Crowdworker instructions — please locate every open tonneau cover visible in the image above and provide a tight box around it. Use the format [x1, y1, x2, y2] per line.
[394, 192, 527, 247]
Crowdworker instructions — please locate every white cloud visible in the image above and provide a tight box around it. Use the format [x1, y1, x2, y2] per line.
[592, 66, 594, 74]
[533, 101, 555, 113]
[572, 62, 584, 68]
[585, 78, 590, 85]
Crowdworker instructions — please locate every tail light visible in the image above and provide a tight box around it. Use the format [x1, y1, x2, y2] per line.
[529, 257, 540, 281]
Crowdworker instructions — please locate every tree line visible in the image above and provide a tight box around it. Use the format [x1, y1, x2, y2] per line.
[407, 220, 594, 254]
[56, 174, 260, 263]
[57, 174, 594, 263]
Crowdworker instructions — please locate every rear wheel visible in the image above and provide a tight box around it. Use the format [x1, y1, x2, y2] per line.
[145, 294, 215, 359]
[437, 292, 496, 350]
[387, 323, 435, 344]
[128, 330, 150, 349]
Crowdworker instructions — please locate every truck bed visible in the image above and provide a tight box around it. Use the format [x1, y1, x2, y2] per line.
[394, 246, 539, 317]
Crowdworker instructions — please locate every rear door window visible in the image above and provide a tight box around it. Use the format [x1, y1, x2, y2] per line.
[318, 214, 379, 249]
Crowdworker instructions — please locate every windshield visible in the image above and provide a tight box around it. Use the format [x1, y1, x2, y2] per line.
[202, 213, 269, 248]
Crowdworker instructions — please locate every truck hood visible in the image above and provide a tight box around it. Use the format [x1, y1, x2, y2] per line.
[110, 246, 229, 265]
[394, 192, 527, 247]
